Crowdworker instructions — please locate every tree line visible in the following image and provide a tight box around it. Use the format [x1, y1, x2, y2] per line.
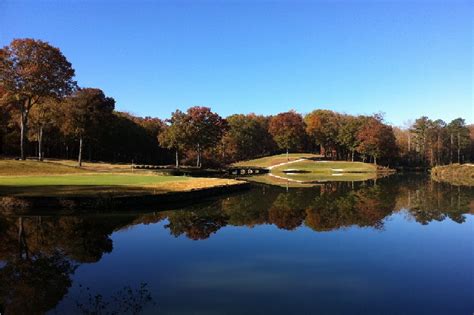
[1, 38, 472, 167]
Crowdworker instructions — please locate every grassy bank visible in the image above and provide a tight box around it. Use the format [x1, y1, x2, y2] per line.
[431, 164, 474, 186]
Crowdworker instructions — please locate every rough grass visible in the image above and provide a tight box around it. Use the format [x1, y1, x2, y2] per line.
[431, 164, 474, 186]
[234, 153, 321, 168]
[0, 159, 86, 176]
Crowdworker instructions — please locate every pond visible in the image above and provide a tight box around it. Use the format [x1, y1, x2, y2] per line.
[0, 175, 472, 314]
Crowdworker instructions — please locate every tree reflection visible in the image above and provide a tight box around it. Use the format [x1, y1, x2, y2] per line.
[0, 214, 144, 314]
[159, 176, 473, 239]
[165, 202, 229, 240]
[0, 251, 76, 314]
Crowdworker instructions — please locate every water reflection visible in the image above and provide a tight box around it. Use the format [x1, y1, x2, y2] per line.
[0, 175, 472, 314]
[161, 176, 472, 237]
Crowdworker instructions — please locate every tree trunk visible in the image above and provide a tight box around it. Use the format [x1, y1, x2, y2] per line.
[20, 111, 28, 160]
[196, 143, 201, 168]
[351, 150, 355, 162]
[430, 147, 434, 167]
[78, 135, 83, 167]
[450, 133, 453, 164]
[457, 132, 461, 163]
[175, 149, 179, 168]
[19, 98, 33, 160]
[38, 126, 44, 161]
[373, 156, 377, 165]
[286, 148, 289, 161]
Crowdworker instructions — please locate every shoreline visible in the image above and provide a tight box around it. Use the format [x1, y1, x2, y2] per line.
[0, 181, 251, 213]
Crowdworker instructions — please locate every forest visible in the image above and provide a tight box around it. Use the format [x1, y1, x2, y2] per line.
[1, 39, 473, 168]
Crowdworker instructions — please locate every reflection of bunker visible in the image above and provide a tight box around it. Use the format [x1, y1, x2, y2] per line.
[282, 169, 310, 174]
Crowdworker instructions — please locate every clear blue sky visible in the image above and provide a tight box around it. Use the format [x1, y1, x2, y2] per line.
[1, 0, 472, 126]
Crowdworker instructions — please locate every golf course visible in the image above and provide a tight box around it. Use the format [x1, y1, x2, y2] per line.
[235, 153, 387, 187]
[0, 159, 244, 198]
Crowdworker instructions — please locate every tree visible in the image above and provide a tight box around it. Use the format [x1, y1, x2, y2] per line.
[356, 116, 397, 165]
[268, 111, 306, 160]
[185, 106, 226, 167]
[223, 113, 275, 162]
[28, 98, 59, 161]
[410, 116, 432, 164]
[337, 115, 364, 161]
[447, 118, 470, 164]
[61, 88, 115, 167]
[305, 109, 340, 157]
[158, 110, 190, 168]
[0, 38, 76, 159]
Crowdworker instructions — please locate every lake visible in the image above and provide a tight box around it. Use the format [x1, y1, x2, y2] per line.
[0, 174, 472, 314]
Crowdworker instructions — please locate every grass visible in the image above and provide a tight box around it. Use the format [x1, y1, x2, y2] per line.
[233, 153, 321, 168]
[0, 159, 87, 176]
[431, 164, 474, 186]
[0, 159, 244, 197]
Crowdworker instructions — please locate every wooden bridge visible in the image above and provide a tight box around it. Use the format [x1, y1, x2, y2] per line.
[226, 167, 269, 176]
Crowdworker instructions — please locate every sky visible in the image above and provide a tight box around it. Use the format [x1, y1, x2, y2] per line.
[1, 0, 472, 126]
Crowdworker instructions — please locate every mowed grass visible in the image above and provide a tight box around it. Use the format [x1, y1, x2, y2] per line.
[234, 153, 321, 168]
[0, 159, 243, 197]
[0, 174, 187, 186]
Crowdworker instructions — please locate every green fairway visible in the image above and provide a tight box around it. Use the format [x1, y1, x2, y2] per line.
[0, 160, 244, 197]
[0, 174, 189, 186]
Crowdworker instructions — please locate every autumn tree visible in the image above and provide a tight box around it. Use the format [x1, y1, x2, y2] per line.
[305, 109, 340, 157]
[158, 110, 190, 168]
[61, 88, 115, 167]
[356, 116, 397, 165]
[0, 38, 76, 159]
[185, 106, 226, 167]
[268, 111, 306, 160]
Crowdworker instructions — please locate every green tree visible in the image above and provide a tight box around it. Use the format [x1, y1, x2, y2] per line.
[447, 118, 470, 163]
[223, 113, 275, 162]
[61, 88, 115, 167]
[27, 98, 59, 161]
[337, 115, 364, 161]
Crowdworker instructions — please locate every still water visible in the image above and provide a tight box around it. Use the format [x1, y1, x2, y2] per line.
[0, 175, 472, 314]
